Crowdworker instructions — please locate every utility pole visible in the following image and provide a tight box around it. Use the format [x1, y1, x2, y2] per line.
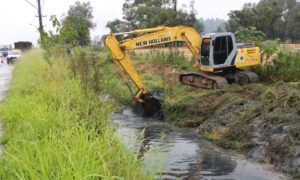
[37, 0, 44, 34]
[25, 0, 44, 41]
[173, 0, 177, 12]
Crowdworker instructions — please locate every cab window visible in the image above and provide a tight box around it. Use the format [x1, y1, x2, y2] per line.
[213, 36, 233, 65]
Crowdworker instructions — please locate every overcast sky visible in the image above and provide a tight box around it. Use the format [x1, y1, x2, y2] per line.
[0, 0, 260, 46]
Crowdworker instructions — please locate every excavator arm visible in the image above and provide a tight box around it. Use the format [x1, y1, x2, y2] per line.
[105, 26, 203, 103]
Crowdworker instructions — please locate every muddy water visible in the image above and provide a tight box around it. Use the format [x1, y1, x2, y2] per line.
[113, 108, 289, 180]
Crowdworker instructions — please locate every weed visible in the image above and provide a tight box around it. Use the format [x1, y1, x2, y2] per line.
[253, 49, 300, 82]
[203, 131, 214, 141]
[260, 88, 278, 104]
[132, 50, 197, 71]
[284, 92, 300, 113]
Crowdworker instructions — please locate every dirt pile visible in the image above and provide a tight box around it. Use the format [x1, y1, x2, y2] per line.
[165, 82, 300, 178]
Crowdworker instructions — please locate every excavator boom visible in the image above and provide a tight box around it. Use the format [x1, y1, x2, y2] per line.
[105, 26, 203, 103]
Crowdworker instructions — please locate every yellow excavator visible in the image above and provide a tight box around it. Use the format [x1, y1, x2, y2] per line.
[105, 26, 261, 115]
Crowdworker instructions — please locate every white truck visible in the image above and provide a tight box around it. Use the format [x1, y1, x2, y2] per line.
[6, 50, 22, 64]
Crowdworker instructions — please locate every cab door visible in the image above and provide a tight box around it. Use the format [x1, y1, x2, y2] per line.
[211, 34, 237, 69]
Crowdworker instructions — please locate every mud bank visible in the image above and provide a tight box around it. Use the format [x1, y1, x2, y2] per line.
[164, 82, 300, 178]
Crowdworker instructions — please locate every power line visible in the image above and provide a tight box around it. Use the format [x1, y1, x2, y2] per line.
[25, 0, 37, 9]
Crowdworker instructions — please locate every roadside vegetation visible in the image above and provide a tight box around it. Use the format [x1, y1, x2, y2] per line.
[0, 50, 153, 179]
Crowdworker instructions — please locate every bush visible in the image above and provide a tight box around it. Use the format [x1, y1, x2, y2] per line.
[260, 39, 279, 63]
[236, 26, 265, 43]
[254, 49, 300, 82]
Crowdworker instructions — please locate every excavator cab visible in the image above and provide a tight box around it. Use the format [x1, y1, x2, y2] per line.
[180, 32, 260, 88]
[200, 33, 237, 72]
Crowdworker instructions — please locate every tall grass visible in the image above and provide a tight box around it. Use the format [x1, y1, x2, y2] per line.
[133, 50, 197, 71]
[150, 51, 194, 71]
[254, 49, 300, 82]
[0, 50, 149, 179]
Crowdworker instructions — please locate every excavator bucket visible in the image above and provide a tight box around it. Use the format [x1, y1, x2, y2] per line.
[135, 92, 163, 118]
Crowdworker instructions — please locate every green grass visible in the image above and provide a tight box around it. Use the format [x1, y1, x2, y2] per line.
[0, 50, 150, 179]
[253, 49, 300, 82]
[132, 50, 197, 71]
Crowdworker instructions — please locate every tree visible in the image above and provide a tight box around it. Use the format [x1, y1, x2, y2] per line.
[201, 18, 226, 34]
[226, 3, 258, 33]
[225, 0, 298, 40]
[255, 0, 287, 39]
[216, 26, 224, 32]
[287, 3, 300, 42]
[193, 19, 204, 34]
[106, 19, 131, 33]
[172, 0, 177, 11]
[235, 26, 265, 43]
[106, 0, 202, 32]
[60, 1, 95, 46]
[120, 0, 174, 30]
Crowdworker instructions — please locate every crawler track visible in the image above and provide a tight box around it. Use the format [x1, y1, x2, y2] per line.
[179, 72, 228, 89]
[179, 70, 259, 89]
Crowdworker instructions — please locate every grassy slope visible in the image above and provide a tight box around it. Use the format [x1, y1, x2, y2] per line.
[0, 50, 148, 179]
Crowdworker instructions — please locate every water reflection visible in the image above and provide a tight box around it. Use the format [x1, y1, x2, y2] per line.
[113, 109, 288, 180]
[201, 151, 236, 177]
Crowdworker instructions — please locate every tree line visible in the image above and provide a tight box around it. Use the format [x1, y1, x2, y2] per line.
[43, 0, 300, 47]
[225, 0, 300, 42]
[106, 0, 204, 34]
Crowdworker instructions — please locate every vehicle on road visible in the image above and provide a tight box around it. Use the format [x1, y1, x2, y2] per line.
[7, 49, 22, 64]
[0, 47, 9, 57]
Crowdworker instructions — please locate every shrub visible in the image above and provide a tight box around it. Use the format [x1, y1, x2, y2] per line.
[254, 49, 300, 82]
